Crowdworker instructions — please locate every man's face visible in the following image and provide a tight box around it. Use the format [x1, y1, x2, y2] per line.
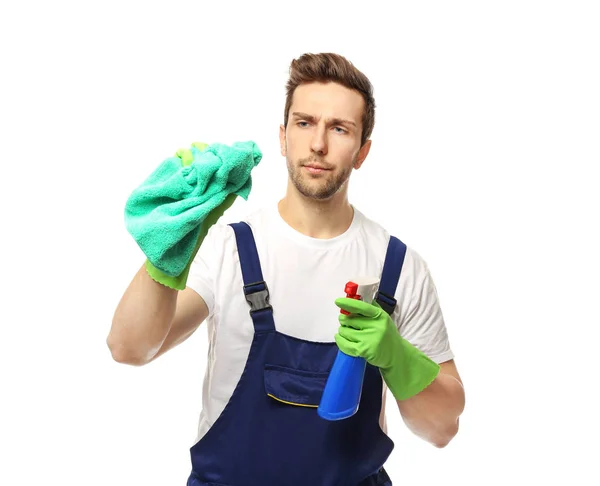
[280, 82, 370, 200]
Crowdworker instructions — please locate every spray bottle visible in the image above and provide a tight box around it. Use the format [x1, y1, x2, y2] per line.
[318, 277, 380, 421]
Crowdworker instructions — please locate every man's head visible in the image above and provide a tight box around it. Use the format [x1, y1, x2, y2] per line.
[279, 53, 375, 201]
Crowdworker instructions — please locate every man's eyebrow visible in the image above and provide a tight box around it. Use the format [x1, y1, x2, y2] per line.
[291, 112, 357, 128]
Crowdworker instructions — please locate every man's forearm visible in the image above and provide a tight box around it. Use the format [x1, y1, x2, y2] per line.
[332, 298, 466, 447]
[396, 369, 465, 448]
[108, 263, 178, 365]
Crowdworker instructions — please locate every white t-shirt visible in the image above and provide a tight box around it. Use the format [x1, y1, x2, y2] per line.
[186, 203, 454, 443]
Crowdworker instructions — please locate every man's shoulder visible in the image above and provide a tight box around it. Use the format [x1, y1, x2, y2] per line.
[353, 205, 430, 278]
[354, 205, 401, 252]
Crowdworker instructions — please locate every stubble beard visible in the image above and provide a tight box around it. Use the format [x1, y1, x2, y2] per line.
[287, 155, 355, 201]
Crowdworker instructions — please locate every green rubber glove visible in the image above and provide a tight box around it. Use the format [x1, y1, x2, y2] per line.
[145, 143, 236, 290]
[334, 297, 440, 400]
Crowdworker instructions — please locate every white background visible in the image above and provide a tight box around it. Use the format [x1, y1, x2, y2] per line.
[1, 1, 599, 484]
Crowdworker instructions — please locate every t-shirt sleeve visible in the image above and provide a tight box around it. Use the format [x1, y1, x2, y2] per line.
[396, 251, 455, 364]
[186, 223, 224, 317]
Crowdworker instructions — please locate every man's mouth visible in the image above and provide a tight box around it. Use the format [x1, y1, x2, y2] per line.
[303, 164, 331, 174]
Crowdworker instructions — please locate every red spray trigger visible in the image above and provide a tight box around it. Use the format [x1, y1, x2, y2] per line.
[341, 281, 361, 315]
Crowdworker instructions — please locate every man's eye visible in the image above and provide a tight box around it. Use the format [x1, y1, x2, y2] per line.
[298, 121, 309, 127]
[334, 127, 346, 134]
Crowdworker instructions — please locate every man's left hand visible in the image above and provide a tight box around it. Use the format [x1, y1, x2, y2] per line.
[334, 297, 441, 401]
[334, 297, 400, 371]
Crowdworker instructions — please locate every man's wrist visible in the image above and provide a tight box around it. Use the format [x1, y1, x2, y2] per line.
[382, 333, 441, 401]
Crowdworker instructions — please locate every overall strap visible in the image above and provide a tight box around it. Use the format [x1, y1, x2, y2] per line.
[229, 222, 275, 333]
[375, 235, 407, 316]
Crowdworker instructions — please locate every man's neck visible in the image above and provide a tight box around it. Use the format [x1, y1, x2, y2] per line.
[277, 188, 354, 240]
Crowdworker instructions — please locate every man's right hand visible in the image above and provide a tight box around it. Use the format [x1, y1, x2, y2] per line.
[145, 192, 237, 290]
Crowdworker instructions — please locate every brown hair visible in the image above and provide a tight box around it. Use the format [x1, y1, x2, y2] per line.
[283, 53, 376, 147]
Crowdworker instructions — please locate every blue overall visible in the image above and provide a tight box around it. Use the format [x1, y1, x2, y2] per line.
[187, 222, 407, 486]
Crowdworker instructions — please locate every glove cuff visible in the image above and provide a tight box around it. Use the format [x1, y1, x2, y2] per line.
[381, 335, 441, 401]
[145, 258, 189, 290]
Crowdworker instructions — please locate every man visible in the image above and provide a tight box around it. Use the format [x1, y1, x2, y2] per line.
[109, 52, 465, 486]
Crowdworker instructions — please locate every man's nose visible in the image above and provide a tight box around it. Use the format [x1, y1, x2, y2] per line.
[311, 125, 328, 155]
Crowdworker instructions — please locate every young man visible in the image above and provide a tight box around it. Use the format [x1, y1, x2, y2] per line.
[109, 52, 465, 486]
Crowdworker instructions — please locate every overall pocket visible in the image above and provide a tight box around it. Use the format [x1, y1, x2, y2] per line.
[263, 364, 329, 407]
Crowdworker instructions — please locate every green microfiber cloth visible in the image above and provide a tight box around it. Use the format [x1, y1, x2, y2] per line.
[124, 141, 262, 289]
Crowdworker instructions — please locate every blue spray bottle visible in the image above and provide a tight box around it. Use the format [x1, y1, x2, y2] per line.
[318, 279, 378, 421]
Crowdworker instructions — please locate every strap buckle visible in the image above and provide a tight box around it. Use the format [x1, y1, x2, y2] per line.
[244, 280, 272, 315]
[375, 291, 397, 316]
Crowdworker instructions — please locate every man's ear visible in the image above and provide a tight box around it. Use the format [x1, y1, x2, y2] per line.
[354, 139, 372, 169]
[279, 125, 287, 156]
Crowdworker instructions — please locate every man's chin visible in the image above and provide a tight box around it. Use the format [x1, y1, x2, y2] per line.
[288, 167, 344, 200]
[297, 182, 340, 201]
